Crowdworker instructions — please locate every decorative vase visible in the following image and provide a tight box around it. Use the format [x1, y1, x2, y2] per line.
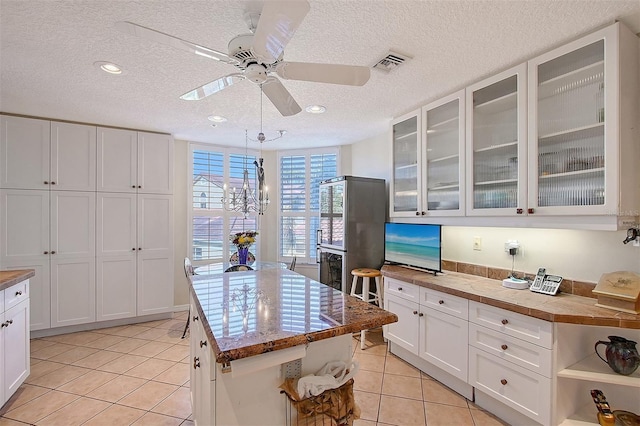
[595, 336, 640, 376]
[237, 247, 249, 265]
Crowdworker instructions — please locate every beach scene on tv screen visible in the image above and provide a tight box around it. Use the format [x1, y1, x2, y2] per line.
[386, 225, 440, 271]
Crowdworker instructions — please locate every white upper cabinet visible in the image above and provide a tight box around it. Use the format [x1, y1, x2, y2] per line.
[0, 116, 96, 191]
[97, 128, 173, 194]
[390, 109, 423, 217]
[423, 90, 466, 216]
[51, 122, 97, 191]
[97, 127, 137, 193]
[138, 132, 174, 194]
[527, 22, 639, 217]
[466, 64, 528, 216]
[0, 116, 50, 190]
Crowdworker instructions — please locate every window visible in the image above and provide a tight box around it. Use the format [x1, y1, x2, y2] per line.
[190, 144, 259, 263]
[278, 149, 338, 263]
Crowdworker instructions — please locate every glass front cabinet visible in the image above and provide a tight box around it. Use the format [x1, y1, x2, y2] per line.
[527, 22, 639, 217]
[423, 90, 465, 216]
[466, 64, 528, 216]
[391, 110, 422, 217]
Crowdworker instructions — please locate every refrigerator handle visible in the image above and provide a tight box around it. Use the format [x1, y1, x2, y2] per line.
[316, 247, 321, 264]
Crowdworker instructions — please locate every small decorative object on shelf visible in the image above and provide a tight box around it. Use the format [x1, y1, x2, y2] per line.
[230, 230, 258, 265]
[595, 336, 640, 376]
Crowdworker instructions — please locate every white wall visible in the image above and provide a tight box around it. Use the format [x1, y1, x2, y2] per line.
[350, 132, 640, 283]
[173, 139, 189, 307]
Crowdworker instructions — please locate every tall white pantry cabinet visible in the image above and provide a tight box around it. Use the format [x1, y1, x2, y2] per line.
[0, 115, 174, 331]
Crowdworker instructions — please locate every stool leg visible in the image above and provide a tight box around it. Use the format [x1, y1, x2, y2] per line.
[375, 276, 382, 306]
[350, 275, 358, 297]
[363, 277, 370, 303]
[361, 329, 366, 350]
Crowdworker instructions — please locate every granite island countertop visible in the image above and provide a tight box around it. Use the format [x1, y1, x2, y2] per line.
[0, 270, 35, 292]
[189, 267, 398, 364]
[382, 265, 640, 329]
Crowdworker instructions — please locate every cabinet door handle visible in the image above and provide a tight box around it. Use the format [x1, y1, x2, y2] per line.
[132, 248, 136, 251]
[516, 208, 523, 214]
[438, 300, 444, 305]
[138, 248, 142, 251]
[51, 181, 56, 185]
[193, 356, 200, 369]
[412, 310, 418, 315]
[200, 340, 207, 348]
[421, 211, 426, 216]
[501, 344, 508, 351]
[501, 319, 509, 325]
[398, 287, 403, 291]
[415, 212, 420, 216]
[528, 208, 534, 214]
[15, 290, 22, 296]
[1, 322, 7, 328]
[7, 320, 12, 325]
[132, 185, 136, 188]
[138, 185, 142, 189]
[44, 251, 49, 254]
[51, 250, 56, 254]
[500, 379, 507, 385]
[418, 312, 424, 317]
[193, 315, 199, 322]
[44, 181, 49, 185]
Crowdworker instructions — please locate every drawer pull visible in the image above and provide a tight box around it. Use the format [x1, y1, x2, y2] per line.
[193, 315, 199, 322]
[412, 310, 418, 315]
[438, 300, 444, 305]
[200, 340, 207, 348]
[500, 379, 507, 385]
[15, 290, 23, 296]
[501, 344, 508, 351]
[398, 287, 403, 291]
[501, 319, 509, 325]
[193, 356, 200, 369]
[418, 312, 424, 317]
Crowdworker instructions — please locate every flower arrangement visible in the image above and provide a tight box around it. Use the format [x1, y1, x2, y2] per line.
[230, 230, 258, 249]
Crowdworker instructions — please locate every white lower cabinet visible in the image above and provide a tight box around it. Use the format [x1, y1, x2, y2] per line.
[189, 295, 215, 426]
[1, 279, 30, 408]
[50, 257, 96, 327]
[384, 278, 469, 383]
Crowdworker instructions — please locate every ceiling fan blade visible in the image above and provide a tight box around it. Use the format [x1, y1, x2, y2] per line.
[115, 21, 239, 65]
[252, 1, 310, 64]
[261, 77, 302, 116]
[180, 74, 245, 100]
[276, 62, 370, 86]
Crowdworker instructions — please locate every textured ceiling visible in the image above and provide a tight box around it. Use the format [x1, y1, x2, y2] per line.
[1, 0, 639, 150]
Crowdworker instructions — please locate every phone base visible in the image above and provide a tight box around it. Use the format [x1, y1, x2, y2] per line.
[502, 277, 530, 290]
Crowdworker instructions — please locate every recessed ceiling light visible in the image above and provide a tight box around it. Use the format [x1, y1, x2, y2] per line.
[94, 61, 123, 75]
[305, 105, 326, 114]
[208, 115, 227, 123]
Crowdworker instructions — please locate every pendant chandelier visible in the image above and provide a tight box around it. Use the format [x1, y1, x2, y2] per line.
[221, 87, 285, 218]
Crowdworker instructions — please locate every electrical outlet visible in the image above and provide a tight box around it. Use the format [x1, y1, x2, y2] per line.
[473, 237, 482, 251]
[504, 240, 520, 254]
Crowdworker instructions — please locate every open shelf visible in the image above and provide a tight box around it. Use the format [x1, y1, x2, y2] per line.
[474, 92, 517, 114]
[557, 353, 640, 387]
[538, 61, 604, 99]
[558, 404, 599, 426]
[474, 140, 518, 153]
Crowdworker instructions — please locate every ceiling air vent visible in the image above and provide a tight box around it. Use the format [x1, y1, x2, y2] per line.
[373, 51, 412, 73]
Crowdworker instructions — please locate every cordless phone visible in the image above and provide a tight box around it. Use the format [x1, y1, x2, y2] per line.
[530, 267, 563, 295]
[530, 268, 546, 292]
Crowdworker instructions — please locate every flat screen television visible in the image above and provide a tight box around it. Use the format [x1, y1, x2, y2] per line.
[384, 223, 442, 273]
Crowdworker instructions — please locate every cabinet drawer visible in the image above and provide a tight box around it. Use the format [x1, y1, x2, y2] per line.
[420, 287, 468, 320]
[469, 346, 551, 425]
[469, 301, 553, 349]
[469, 323, 552, 378]
[4, 279, 28, 311]
[384, 278, 419, 303]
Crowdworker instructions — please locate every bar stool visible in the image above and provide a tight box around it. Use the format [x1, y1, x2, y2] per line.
[350, 268, 383, 349]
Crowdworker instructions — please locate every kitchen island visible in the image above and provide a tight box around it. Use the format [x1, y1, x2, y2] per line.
[188, 266, 397, 426]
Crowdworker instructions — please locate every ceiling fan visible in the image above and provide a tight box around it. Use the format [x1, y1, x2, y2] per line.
[115, 0, 371, 116]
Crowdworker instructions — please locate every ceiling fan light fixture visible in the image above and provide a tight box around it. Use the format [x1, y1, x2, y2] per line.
[208, 115, 227, 123]
[94, 61, 123, 75]
[305, 105, 326, 114]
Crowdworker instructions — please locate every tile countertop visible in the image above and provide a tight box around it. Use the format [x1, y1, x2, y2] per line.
[189, 267, 398, 365]
[381, 265, 640, 329]
[0, 270, 35, 292]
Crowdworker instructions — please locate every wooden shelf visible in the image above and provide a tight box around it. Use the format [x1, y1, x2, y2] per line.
[473, 92, 517, 114]
[557, 353, 640, 387]
[474, 140, 517, 153]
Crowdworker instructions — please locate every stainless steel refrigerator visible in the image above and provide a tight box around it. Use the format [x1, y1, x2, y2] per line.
[316, 176, 386, 293]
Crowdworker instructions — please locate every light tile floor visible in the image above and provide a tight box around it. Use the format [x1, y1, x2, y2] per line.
[0, 313, 507, 426]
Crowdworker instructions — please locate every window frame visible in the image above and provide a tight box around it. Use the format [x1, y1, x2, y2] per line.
[188, 142, 261, 266]
[277, 147, 340, 265]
